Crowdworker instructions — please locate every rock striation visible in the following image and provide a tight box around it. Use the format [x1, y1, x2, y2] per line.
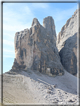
[10, 16, 64, 76]
[57, 10, 78, 76]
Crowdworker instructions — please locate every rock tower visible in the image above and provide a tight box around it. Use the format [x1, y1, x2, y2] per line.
[11, 16, 64, 76]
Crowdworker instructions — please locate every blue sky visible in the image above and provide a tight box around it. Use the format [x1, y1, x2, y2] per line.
[3, 3, 77, 73]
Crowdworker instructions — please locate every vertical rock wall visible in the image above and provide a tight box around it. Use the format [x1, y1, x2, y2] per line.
[11, 16, 64, 76]
[57, 10, 78, 76]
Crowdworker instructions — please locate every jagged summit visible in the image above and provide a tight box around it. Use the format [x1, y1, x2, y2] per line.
[32, 18, 40, 26]
[43, 16, 56, 40]
[15, 16, 56, 42]
[43, 16, 55, 29]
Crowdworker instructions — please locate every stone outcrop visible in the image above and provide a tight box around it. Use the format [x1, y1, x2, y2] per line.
[11, 16, 64, 76]
[57, 10, 78, 76]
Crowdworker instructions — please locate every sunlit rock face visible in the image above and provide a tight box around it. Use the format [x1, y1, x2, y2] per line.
[11, 16, 64, 76]
[57, 10, 78, 76]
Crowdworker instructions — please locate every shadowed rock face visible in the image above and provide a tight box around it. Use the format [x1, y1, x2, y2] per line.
[57, 10, 78, 76]
[59, 33, 77, 75]
[11, 16, 64, 76]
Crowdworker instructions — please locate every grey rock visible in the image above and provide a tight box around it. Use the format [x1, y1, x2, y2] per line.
[11, 16, 64, 76]
[32, 18, 40, 26]
[59, 33, 77, 75]
[43, 16, 56, 42]
[57, 9, 78, 76]
[57, 9, 78, 51]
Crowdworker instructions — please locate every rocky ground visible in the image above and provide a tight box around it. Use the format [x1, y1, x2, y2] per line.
[1, 69, 79, 105]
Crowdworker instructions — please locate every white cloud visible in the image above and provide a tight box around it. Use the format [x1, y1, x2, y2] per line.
[54, 5, 77, 22]
[3, 32, 14, 39]
[3, 48, 15, 59]
[24, 6, 33, 15]
[3, 4, 35, 60]
[50, 5, 77, 34]
[3, 48, 15, 58]
[2, 3, 34, 61]
[3, 4, 34, 33]
[3, 23, 30, 32]
[3, 55, 15, 58]
[3, 48, 14, 53]
[3, 39, 14, 47]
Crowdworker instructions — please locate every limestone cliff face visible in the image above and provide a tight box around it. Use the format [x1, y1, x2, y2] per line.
[57, 10, 78, 51]
[57, 10, 78, 76]
[11, 16, 64, 76]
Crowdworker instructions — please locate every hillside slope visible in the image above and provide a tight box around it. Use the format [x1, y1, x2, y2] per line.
[2, 70, 79, 105]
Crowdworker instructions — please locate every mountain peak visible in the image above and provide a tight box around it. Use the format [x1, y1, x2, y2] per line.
[32, 18, 40, 26]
